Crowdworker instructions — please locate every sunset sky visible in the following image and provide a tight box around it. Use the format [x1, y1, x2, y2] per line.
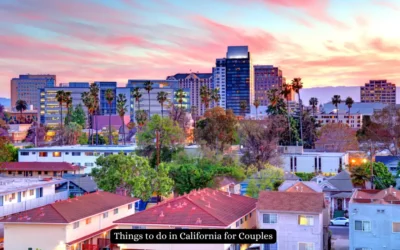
[1, 0, 400, 98]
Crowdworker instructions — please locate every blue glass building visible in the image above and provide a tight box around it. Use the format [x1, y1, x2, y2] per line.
[95, 82, 117, 115]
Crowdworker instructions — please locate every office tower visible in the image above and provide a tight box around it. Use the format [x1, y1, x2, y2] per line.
[95, 82, 118, 115]
[212, 59, 226, 109]
[39, 82, 89, 126]
[360, 80, 396, 104]
[126, 80, 189, 120]
[11, 74, 56, 110]
[254, 65, 285, 106]
[166, 73, 212, 116]
[225, 46, 253, 115]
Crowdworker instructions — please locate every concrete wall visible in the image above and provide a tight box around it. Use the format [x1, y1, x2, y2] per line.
[349, 202, 400, 249]
[4, 223, 67, 250]
[257, 210, 324, 250]
[282, 154, 347, 174]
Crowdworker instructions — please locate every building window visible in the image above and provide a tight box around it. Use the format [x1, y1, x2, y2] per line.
[22, 191, 26, 197]
[245, 215, 248, 221]
[20, 152, 29, 156]
[29, 190, 34, 196]
[240, 218, 243, 224]
[85, 152, 94, 156]
[39, 152, 48, 157]
[236, 221, 240, 227]
[263, 214, 277, 224]
[249, 212, 252, 218]
[299, 242, 314, 250]
[264, 243, 278, 250]
[355, 220, 371, 232]
[132, 226, 146, 229]
[86, 218, 91, 225]
[18, 171, 22, 175]
[85, 163, 94, 167]
[38, 171, 42, 175]
[114, 208, 119, 215]
[128, 203, 133, 210]
[298, 215, 314, 226]
[103, 212, 109, 218]
[355, 248, 371, 250]
[44, 171, 48, 175]
[393, 222, 400, 232]
[73, 221, 80, 229]
[72, 152, 81, 156]
[53, 152, 61, 157]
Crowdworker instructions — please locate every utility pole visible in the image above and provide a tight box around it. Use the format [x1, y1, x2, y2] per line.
[156, 130, 160, 168]
[369, 140, 374, 190]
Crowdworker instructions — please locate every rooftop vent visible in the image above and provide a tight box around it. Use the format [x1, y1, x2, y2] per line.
[159, 211, 164, 217]
[195, 218, 202, 224]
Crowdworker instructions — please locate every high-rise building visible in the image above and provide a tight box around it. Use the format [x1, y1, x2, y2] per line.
[212, 59, 226, 109]
[127, 80, 190, 120]
[360, 80, 396, 104]
[254, 65, 285, 106]
[39, 82, 89, 126]
[166, 73, 212, 117]
[225, 46, 253, 115]
[11, 74, 56, 110]
[95, 82, 118, 115]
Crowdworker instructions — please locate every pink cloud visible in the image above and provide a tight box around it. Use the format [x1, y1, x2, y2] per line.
[369, 38, 400, 53]
[372, 0, 400, 11]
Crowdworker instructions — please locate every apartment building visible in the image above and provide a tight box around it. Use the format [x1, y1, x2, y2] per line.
[213, 58, 227, 109]
[1, 191, 138, 250]
[10, 74, 56, 110]
[254, 65, 285, 106]
[360, 80, 396, 104]
[257, 191, 327, 250]
[0, 162, 81, 178]
[114, 188, 257, 250]
[349, 187, 400, 249]
[0, 177, 68, 218]
[18, 145, 137, 173]
[314, 111, 363, 129]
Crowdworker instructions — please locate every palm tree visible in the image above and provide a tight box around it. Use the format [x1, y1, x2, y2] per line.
[281, 83, 292, 145]
[144, 81, 153, 117]
[211, 88, 221, 107]
[240, 100, 247, 117]
[332, 95, 342, 123]
[157, 91, 169, 118]
[309, 97, 318, 117]
[253, 99, 260, 120]
[116, 93, 127, 145]
[65, 93, 72, 125]
[56, 90, 69, 145]
[200, 86, 211, 111]
[175, 88, 186, 109]
[345, 96, 354, 127]
[292, 78, 304, 144]
[105, 89, 115, 145]
[89, 83, 100, 145]
[81, 92, 95, 144]
[15, 99, 28, 124]
[267, 89, 286, 115]
[131, 87, 142, 111]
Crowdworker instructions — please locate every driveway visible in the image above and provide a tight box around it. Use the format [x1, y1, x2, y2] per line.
[330, 225, 349, 250]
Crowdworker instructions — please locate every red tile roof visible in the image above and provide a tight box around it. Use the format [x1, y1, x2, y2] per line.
[67, 225, 116, 245]
[285, 182, 318, 193]
[351, 187, 400, 204]
[257, 191, 325, 214]
[0, 191, 138, 224]
[115, 188, 257, 227]
[0, 162, 80, 171]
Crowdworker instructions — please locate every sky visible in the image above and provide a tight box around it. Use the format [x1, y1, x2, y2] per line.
[1, 0, 400, 98]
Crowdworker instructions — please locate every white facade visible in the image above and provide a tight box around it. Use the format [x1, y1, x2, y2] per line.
[257, 210, 324, 250]
[314, 112, 363, 129]
[0, 177, 68, 217]
[213, 58, 226, 109]
[282, 151, 348, 174]
[18, 145, 137, 173]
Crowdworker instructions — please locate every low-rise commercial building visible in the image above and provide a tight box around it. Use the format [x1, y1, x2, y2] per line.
[314, 111, 362, 129]
[0, 162, 82, 177]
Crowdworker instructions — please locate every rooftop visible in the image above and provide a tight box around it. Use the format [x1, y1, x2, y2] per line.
[19, 145, 137, 152]
[0, 177, 66, 196]
[278, 181, 323, 193]
[351, 187, 400, 205]
[257, 191, 325, 214]
[0, 162, 81, 171]
[115, 188, 257, 227]
[62, 174, 98, 193]
[0, 191, 139, 224]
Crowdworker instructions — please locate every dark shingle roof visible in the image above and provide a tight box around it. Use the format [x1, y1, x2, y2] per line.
[326, 170, 354, 192]
[62, 174, 98, 193]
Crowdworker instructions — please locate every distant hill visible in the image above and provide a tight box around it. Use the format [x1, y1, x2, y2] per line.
[0, 98, 10, 107]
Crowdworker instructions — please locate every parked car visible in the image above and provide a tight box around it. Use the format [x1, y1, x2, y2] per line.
[330, 217, 349, 226]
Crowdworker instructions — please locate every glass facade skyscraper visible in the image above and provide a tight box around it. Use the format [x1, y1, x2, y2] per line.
[225, 46, 253, 115]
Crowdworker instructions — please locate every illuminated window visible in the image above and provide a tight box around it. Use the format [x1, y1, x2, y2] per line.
[86, 218, 91, 225]
[298, 215, 314, 226]
[39, 152, 48, 157]
[52, 152, 61, 157]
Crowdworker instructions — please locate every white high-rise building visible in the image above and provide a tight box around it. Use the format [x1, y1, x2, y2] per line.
[212, 58, 226, 109]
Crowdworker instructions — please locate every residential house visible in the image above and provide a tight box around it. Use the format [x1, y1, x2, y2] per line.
[114, 188, 257, 250]
[278, 181, 323, 193]
[56, 174, 98, 197]
[312, 171, 355, 218]
[216, 177, 241, 194]
[349, 187, 400, 249]
[1, 191, 139, 250]
[257, 191, 327, 250]
[0, 162, 82, 178]
[0, 177, 68, 218]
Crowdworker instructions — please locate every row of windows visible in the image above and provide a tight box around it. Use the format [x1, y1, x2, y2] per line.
[263, 214, 314, 226]
[354, 220, 400, 233]
[21, 151, 120, 157]
[235, 212, 253, 227]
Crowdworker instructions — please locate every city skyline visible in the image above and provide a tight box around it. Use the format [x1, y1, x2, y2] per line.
[1, 0, 400, 98]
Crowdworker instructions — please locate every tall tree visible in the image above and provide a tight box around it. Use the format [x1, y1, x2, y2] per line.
[116, 93, 128, 145]
[267, 89, 286, 115]
[144, 81, 153, 116]
[81, 92, 95, 144]
[15, 99, 28, 124]
[316, 123, 358, 152]
[55, 90, 70, 145]
[105, 89, 115, 145]
[350, 162, 395, 189]
[331, 94, 342, 122]
[70, 104, 87, 128]
[157, 91, 169, 118]
[240, 100, 247, 117]
[200, 86, 212, 111]
[345, 96, 354, 126]
[253, 99, 260, 120]
[309, 97, 318, 117]
[64, 94, 73, 125]
[211, 88, 221, 107]
[131, 87, 142, 111]
[175, 88, 186, 109]
[63, 122, 83, 145]
[281, 83, 293, 145]
[246, 164, 285, 198]
[89, 83, 100, 145]
[291, 78, 304, 144]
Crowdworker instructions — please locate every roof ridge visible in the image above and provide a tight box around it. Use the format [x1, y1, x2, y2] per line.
[184, 193, 228, 226]
[49, 203, 69, 223]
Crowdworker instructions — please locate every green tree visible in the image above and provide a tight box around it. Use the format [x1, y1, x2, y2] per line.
[267, 89, 286, 115]
[78, 133, 88, 145]
[65, 94, 73, 125]
[239, 100, 247, 117]
[82, 92, 95, 144]
[144, 81, 153, 116]
[281, 83, 293, 144]
[157, 91, 169, 118]
[345, 96, 354, 126]
[15, 99, 28, 124]
[253, 99, 260, 120]
[89, 83, 100, 145]
[0, 137, 18, 162]
[309, 97, 318, 117]
[69, 104, 86, 128]
[245, 164, 284, 198]
[211, 88, 221, 107]
[92, 153, 174, 201]
[246, 179, 259, 198]
[291, 78, 304, 144]
[105, 89, 115, 145]
[102, 126, 119, 145]
[332, 94, 342, 122]
[116, 94, 128, 145]
[63, 122, 83, 145]
[200, 86, 212, 110]
[350, 162, 396, 189]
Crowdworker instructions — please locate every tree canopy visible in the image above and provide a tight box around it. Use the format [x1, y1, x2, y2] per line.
[350, 162, 396, 189]
[246, 163, 284, 198]
[316, 123, 359, 152]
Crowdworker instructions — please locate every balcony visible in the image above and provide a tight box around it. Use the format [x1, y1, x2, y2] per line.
[0, 190, 69, 217]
